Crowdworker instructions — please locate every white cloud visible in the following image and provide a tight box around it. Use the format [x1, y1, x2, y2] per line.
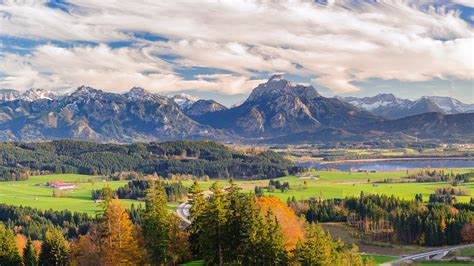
[0, 0, 472, 94]
[0, 44, 263, 94]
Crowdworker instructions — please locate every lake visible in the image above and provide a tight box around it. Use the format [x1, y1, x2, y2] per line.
[300, 159, 474, 172]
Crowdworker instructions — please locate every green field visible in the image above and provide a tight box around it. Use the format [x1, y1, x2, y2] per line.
[414, 263, 473, 266]
[459, 247, 474, 256]
[0, 174, 141, 214]
[0, 168, 472, 215]
[362, 255, 397, 265]
[184, 168, 474, 203]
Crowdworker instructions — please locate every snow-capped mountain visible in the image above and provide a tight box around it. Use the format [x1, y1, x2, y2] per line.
[0, 88, 63, 102]
[0, 89, 20, 101]
[169, 93, 200, 109]
[342, 94, 474, 119]
[422, 96, 474, 114]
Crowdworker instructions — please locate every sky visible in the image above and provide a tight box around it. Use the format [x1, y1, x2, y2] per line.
[0, 0, 473, 106]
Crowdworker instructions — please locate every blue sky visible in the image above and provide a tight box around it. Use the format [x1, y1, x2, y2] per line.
[0, 0, 473, 106]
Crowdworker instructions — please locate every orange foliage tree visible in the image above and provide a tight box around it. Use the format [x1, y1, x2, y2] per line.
[15, 234, 27, 257]
[461, 219, 474, 243]
[256, 196, 305, 250]
[100, 198, 144, 265]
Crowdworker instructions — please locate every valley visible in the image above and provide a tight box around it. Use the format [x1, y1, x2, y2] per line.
[1, 1, 472, 265]
[2, 168, 473, 214]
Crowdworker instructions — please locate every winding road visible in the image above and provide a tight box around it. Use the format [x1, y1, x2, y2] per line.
[380, 243, 474, 265]
[176, 202, 192, 226]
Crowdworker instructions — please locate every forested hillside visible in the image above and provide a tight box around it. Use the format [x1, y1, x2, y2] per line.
[0, 140, 300, 181]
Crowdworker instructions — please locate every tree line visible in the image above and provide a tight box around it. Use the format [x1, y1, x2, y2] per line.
[0, 139, 302, 181]
[289, 193, 473, 246]
[92, 180, 188, 202]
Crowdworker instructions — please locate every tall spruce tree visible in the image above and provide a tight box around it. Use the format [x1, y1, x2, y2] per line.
[23, 238, 38, 266]
[0, 223, 22, 266]
[206, 181, 229, 265]
[142, 181, 171, 265]
[39, 228, 69, 266]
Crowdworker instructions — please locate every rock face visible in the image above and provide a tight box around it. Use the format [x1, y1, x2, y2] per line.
[169, 93, 200, 109]
[0, 89, 20, 101]
[0, 88, 63, 102]
[0, 76, 472, 143]
[195, 75, 378, 137]
[366, 112, 474, 140]
[343, 94, 474, 119]
[184, 99, 228, 117]
[0, 87, 232, 142]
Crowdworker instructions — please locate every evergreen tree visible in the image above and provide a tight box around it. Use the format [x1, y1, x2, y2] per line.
[204, 182, 230, 265]
[23, 238, 38, 266]
[39, 228, 69, 266]
[295, 223, 333, 265]
[0, 222, 22, 266]
[142, 181, 171, 265]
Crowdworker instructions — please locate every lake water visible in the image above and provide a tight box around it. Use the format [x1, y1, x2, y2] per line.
[299, 159, 474, 172]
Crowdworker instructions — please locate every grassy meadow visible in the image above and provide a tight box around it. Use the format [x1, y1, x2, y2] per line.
[186, 168, 474, 203]
[0, 167, 473, 215]
[0, 174, 140, 214]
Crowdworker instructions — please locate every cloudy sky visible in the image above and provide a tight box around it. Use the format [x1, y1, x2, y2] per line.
[0, 0, 473, 105]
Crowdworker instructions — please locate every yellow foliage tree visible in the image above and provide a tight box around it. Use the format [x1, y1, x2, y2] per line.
[100, 199, 144, 265]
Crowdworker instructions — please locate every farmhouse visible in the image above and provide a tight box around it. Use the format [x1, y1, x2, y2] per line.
[47, 181, 76, 190]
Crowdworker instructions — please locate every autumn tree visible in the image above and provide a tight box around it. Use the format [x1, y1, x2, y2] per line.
[256, 196, 305, 250]
[0, 222, 22, 265]
[461, 219, 474, 243]
[15, 234, 27, 257]
[23, 238, 38, 266]
[39, 228, 69, 266]
[142, 181, 171, 265]
[167, 213, 192, 265]
[100, 198, 143, 265]
[70, 225, 101, 266]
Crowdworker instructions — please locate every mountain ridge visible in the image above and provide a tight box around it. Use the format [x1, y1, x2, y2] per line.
[0, 77, 472, 143]
[342, 93, 474, 119]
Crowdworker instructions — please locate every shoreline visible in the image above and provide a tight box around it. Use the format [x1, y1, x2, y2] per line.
[295, 157, 474, 165]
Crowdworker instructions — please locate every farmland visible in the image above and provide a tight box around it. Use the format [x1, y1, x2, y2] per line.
[0, 174, 140, 214]
[1, 167, 473, 215]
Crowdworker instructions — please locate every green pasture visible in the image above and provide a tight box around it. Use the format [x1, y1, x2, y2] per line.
[184, 168, 474, 203]
[0, 168, 472, 215]
[361, 255, 397, 265]
[0, 174, 141, 214]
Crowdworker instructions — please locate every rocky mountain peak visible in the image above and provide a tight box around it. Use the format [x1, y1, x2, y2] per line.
[170, 93, 200, 109]
[125, 87, 152, 99]
[20, 88, 61, 101]
[246, 75, 318, 103]
[0, 89, 20, 101]
[71, 86, 103, 97]
[269, 74, 285, 82]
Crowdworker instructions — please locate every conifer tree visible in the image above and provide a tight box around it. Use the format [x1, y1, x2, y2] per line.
[39, 228, 69, 266]
[206, 182, 229, 265]
[23, 238, 38, 266]
[142, 181, 171, 265]
[100, 198, 143, 265]
[0, 223, 22, 265]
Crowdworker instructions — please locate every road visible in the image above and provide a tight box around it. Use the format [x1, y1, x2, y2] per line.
[176, 202, 192, 226]
[380, 243, 474, 265]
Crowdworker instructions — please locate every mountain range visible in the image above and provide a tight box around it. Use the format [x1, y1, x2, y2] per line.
[341, 93, 474, 120]
[0, 75, 472, 143]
